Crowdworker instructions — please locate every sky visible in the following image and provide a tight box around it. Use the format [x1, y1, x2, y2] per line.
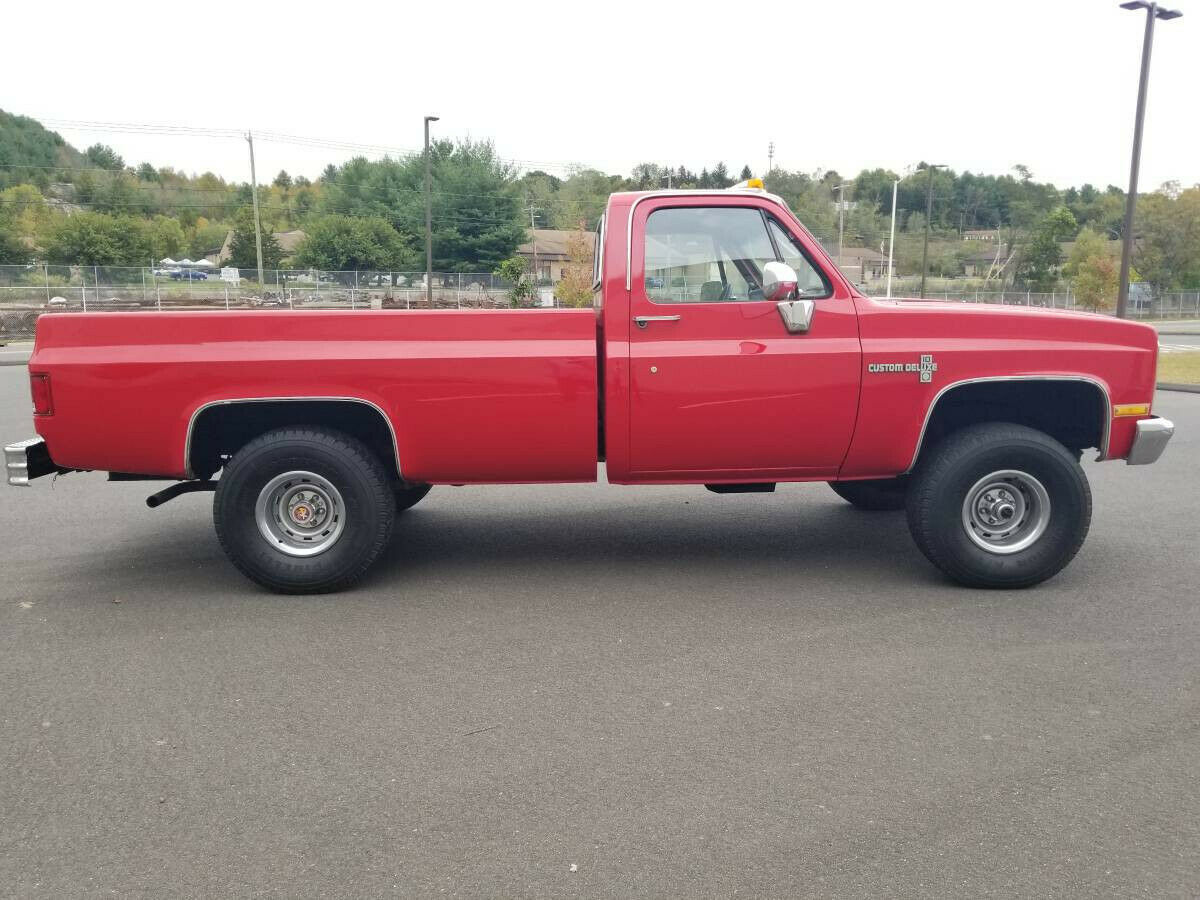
[4, 0, 1196, 190]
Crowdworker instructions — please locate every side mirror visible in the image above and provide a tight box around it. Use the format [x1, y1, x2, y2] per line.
[761, 261, 798, 302]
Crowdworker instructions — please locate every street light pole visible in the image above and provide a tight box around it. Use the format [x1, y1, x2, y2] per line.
[918, 164, 945, 299]
[886, 178, 899, 298]
[1115, 1, 1181, 319]
[834, 183, 848, 268]
[424, 115, 439, 306]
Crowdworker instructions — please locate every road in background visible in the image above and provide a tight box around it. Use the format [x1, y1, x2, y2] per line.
[5, 335, 1200, 361]
[1157, 334, 1200, 352]
[1, 368, 1197, 897]
[0, 345, 32, 366]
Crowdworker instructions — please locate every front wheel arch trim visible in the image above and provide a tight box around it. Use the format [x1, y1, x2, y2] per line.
[184, 396, 403, 480]
[903, 375, 1111, 474]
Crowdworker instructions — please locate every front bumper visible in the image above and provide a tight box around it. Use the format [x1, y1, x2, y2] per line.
[1126, 416, 1175, 465]
[5, 437, 60, 486]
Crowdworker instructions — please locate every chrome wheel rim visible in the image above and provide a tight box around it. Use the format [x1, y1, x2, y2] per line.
[254, 470, 345, 558]
[961, 469, 1051, 555]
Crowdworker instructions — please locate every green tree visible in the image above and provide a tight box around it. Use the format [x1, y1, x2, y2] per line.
[552, 226, 594, 308]
[0, 193, 32, 263]
[1063, 227, 1109, 279]
[550, 168, 621, 230]
[1072, 254, 1119, 311]
[1017, 206, 1077, 289]
[44, 212, 125, 265]
[765, 169, 836, 244]
[145, 215, 186, 262]
[85, 143, 124, 171]
[1134, 187, 1200, 292]
[187, 218, 229, 260]
[852, 168, 901, 214]
[294, 214, 416, 273]
[319, 140, 526, 272]
[0, 110, 84, 191]
[494, 256, 534, 307]
[227, 207, 283, 271]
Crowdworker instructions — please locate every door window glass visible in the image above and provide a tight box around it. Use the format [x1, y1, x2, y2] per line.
[645, 207, 777, 303]
[766, 218, 832, 298]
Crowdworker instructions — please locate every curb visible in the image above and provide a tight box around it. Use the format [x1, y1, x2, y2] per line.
[1158, 382, 1200, 394]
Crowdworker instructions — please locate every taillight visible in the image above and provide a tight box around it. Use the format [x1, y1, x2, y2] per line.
[30, 373, 53, 416]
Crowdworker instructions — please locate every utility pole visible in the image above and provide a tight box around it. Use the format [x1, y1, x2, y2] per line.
[424, 115, 439, 305]
[245, 132, 265, 287]
[526, 203, 542, 282]
[768, 141, 775, 176]
[1116, 1, 1182, 319]
[834, 183, 848, 267]
[886, 178, 899, 298]
[919, 163, 945, 299]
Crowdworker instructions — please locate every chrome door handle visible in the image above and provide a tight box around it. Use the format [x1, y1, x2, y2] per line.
[633, 315, 682, 328]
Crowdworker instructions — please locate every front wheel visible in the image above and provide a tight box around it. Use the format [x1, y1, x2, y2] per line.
[214, 427, 395, 594]
[906, 423, 1091, 588]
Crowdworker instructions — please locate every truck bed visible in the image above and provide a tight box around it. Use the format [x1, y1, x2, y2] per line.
[30, 310, 599, 483]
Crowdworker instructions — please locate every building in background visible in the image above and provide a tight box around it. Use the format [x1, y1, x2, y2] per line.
[517, 229, 582, 283]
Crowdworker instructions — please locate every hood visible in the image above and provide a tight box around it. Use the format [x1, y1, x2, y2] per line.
[863, 296, 1158, 350]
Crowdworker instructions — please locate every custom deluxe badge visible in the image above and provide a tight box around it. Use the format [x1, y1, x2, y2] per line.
[868, 354, 939, 383]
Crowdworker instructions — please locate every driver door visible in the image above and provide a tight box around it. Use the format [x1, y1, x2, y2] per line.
[626, 198, 861, 480]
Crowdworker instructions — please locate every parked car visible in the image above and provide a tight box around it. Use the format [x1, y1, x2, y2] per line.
[169, 269, 208, 281]
[6, 181, 1173, 594]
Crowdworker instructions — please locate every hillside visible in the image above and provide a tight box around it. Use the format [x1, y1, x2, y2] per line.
[0, 110, 85, 190]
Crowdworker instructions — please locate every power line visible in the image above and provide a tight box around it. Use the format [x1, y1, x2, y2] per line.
[0, 196, 546, 228]
[34, 116, 592, 174]
[0, 163, 612, 207]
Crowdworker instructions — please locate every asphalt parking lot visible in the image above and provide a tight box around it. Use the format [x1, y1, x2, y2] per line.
[1, 365, 1197, 898]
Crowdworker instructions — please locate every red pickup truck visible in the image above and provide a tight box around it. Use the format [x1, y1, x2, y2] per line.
[6, 184, 1174, 593]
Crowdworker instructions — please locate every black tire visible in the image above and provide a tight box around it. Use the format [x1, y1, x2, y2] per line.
[906, 423, 1091, 589]
[214, 427, 395, 594]
[829, 477, 908, 511]
[394, 482, 432, 512]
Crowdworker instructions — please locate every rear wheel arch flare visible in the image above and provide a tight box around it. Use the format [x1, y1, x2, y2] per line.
[186, 397, 403, 481]
[908, 377, 1111, 472]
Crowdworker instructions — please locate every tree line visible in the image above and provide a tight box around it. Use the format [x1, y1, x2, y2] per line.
[1, 109, 1198, 299]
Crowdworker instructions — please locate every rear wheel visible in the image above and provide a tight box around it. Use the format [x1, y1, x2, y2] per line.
[214, 427, 395, 593]
[906, 423, 1090, 588]
[828, 477, 908, 511]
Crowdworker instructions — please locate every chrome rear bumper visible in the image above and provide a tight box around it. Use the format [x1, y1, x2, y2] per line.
[5, 437, 58, 486]
[1126, 416, 1175, 466]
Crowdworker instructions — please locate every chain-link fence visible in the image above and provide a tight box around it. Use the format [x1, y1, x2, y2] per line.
[0, 265, 567, 339]
[2, 264, 1199, 341]
[859, 280, 1200, 319]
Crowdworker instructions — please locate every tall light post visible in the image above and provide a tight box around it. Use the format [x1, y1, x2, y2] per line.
[886, 178, 899, 298]
[1115, 1, 1181, 319]
[834, 183, 849, 267]
[424, 115, 439, 306]
[918, 163, 946, 299]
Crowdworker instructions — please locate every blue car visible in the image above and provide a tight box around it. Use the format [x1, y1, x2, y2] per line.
[170, 269, 208, 281]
